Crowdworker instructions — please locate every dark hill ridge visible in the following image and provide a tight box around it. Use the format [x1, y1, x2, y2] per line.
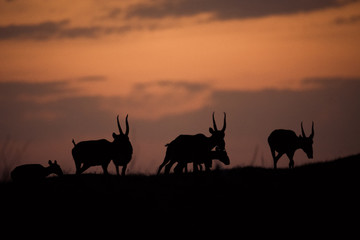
[1, 154, 359, 237]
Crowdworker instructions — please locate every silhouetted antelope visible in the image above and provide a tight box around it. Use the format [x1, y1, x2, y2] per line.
[72, 115, 133, 175]
[268, 122, 314, 169]
[176, 148, 230, 173]
[11, 160, 63, 182]
[157, 112, 226, 174]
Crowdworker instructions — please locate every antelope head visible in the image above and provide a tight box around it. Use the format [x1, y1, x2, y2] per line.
[112, 114, 130, 144]
[209, 112, 226, 151]
[48, 160, 63, 176]
[299, 121, 314, 159]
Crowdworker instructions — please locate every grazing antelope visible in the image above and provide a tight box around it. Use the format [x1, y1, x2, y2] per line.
[11, 160, 63, 182]
[268, 122, 314, 169]
[72, 115, 133, 175]
[157, 112, 226, 175]
[176, 148, 230, 173]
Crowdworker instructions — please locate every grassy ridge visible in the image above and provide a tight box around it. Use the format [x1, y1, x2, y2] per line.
[1, 154, 359, 237]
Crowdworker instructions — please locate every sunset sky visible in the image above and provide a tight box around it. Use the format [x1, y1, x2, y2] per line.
[1, 0, 360, 177]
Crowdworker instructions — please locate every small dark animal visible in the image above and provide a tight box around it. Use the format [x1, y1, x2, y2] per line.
[157, 112, 226, 174]
[176, 148, 230, 173]
[268, 122, 314, 169]
[72, 115, 133, 175]
[11, 160, 63, 182]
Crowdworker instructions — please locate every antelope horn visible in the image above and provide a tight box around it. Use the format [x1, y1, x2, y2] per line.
[301, 121, 306, 137]
[310, 121, 314, 138]
[117, 115, 124, 135]
[221, 112, 226, 132]
[212, 112, 218, 131]
[125, 114, 129, 136]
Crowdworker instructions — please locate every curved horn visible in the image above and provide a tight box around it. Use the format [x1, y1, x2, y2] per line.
[221, 112, 226, 132]
[310, 121, 314, 138]
[117, 115, 124, 135]
[212, 112, 218, 131]
[301, 121, 306, 137]
[125, 114, 129, 136]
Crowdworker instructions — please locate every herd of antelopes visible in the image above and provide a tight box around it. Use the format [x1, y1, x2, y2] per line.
[10, 113, 314, 181]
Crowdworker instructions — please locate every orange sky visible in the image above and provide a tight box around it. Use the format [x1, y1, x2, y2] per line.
[1, 1, 359, 97]
[1, 0, 360, 176]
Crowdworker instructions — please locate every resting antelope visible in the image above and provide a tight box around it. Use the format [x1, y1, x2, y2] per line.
[268, 122, 314, 169]
[11, 160, 63, 182]
[157, 112, 226, 175]
[176, 148, 230, 173]
[72, 115, 133, 175]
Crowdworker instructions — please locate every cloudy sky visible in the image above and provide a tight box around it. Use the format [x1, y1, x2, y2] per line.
[1, 0, 360, 176]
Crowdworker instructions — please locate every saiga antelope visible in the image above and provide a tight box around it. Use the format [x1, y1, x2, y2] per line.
[11, 160, 63, 181]
[72, 115, 133, 175]
[175, 148, 230, 173]
[157, 112, 226, 174]
[268, 122, 314, 169]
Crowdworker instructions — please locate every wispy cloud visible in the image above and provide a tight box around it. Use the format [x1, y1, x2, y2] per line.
[0, 80, 71, 99]
[134, 80, 210, 93]
[0, 20, 70, 40]
[125, 0, 357, 20]
[0, 79, 212, 125]
[103, 80, 212, 120]
[1, 1, 357, 41]
[77, 75, 107, 83]
[0, 19, 135, 40]
[333, 14, 360, 25]
[102, 8, 123, 19]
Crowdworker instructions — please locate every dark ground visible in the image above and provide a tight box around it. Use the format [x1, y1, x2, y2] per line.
[1, 154, 359, 238]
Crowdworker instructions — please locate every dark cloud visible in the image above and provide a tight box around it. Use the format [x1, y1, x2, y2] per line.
[210, 77, 360, 166]
[58, 26, 101, 39]
[0, 19, 135, 40]
[1, 77, 360, 173]
[0, 80, 71, 98]
[132, 77, 360, 170]
[1, 1, 358, 41]
[333, 14, 360, 25]
[0, 81, 109, 140]
[105, 8, 123, 19]
[77, 75, 107, 82]
[0, 20, 70, 40]
[134, 80, 210, 92]
[126, 0, 357, 20]
[157, 80, 210, 92]
[302, 77, 360, 88]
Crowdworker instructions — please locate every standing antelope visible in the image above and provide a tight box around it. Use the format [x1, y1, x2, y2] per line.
[176, 148, 230, 173]
[72, 115, 133, 175]
[157, 112, 226, 175]
[268, 122, 314, 169]
[11, 160, 63, 182]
